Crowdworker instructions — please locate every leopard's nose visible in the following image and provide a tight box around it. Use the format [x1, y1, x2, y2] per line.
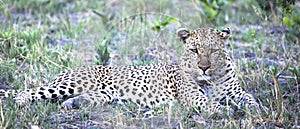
[199, 66, 210, 72]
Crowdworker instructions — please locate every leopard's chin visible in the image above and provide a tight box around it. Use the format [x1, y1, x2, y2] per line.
[196, 75, 211, 81]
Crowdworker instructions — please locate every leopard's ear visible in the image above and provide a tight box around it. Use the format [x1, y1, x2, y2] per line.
[216, 27, 230, 39]
[177, 28, 190, 43]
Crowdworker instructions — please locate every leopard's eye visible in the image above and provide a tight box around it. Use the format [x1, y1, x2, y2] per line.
[190, 49, 198, 54]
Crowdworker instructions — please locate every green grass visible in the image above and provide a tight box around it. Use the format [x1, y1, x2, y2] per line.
[0, 0, 299, 128]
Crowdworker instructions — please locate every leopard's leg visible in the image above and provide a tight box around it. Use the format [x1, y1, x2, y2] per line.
[224, 84, 256, 107]
[178, 80, 226, 117]
[61, 89, 116, 109]
[240, 92, 259, 108]
[224, 82, 263, 114]
[191, 94, 224, 116]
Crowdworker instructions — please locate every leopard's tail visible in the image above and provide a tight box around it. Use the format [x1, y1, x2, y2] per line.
[0, 89, 19, 99]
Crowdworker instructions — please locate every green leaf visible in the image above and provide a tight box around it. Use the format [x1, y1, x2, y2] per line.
[289, 66, 300, 77]
[151, 16, 178, 30]
[269, 65, 276, 73]
[292, 16, 300, 24]
[212, 0, 218, 9]
[204, 6, 218, 20]
[161, 16, 178, 26]
[283, 17, 291, 27]
[170, 17, 178, 22]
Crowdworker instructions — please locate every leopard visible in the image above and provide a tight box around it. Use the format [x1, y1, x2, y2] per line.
[0, 27, 259, 116]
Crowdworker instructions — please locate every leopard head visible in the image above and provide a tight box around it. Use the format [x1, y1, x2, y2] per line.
[177, 27, 231, 80]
